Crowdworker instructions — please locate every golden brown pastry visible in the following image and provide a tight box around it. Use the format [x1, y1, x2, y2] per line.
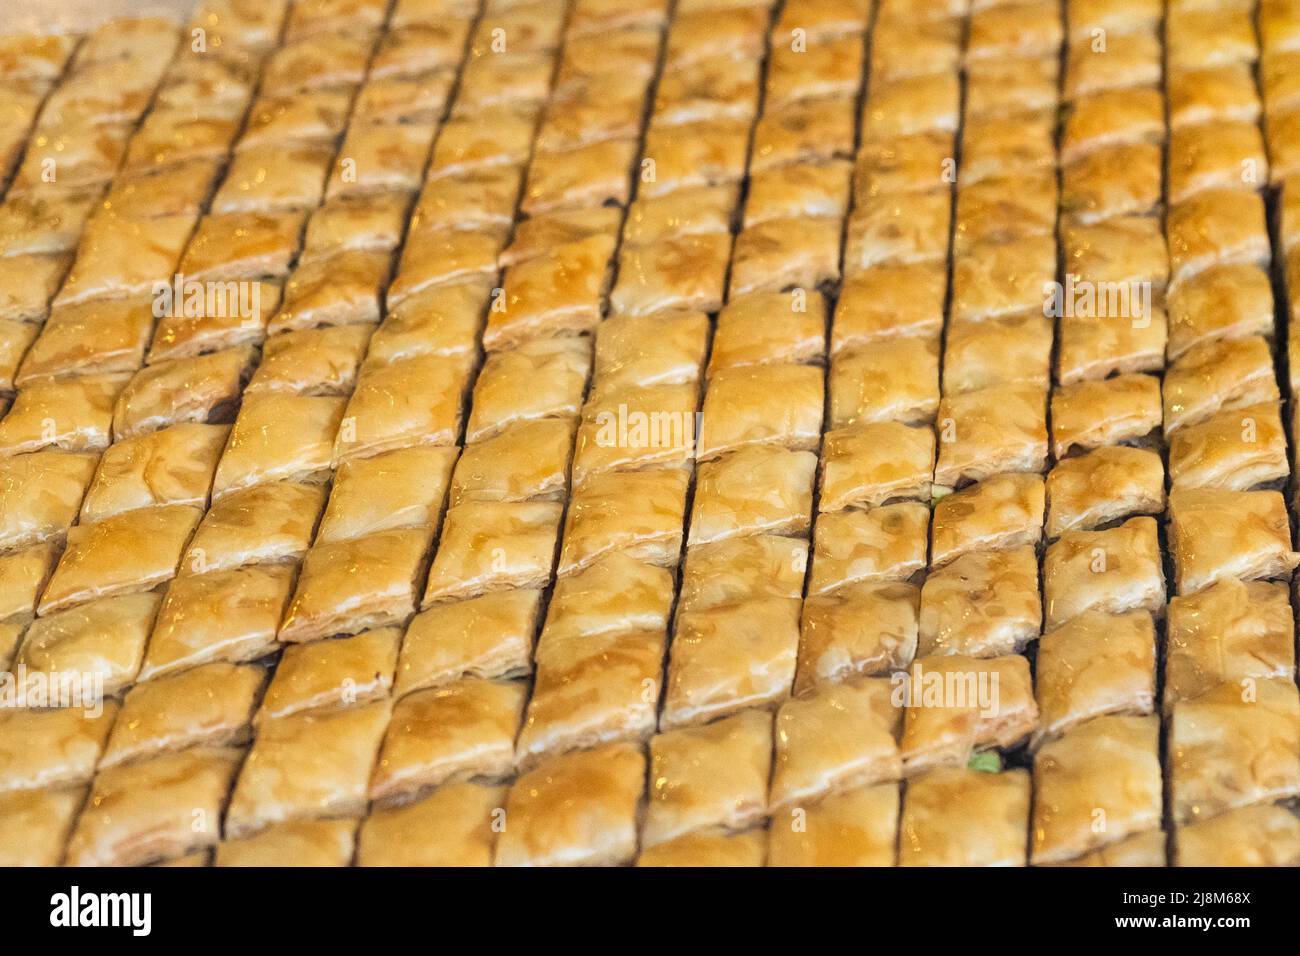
[495, 742, 645, 867]
[688, 446, 817, 547]
[677, 534, 807, 614]
[807, 502, 929, 595]
[318, 445, 457, 543]
[0, 451, 98, 553]
[819, 422, 934, 513]
[558, 466, 690, 574]
[225, 699, 392, 838]
[766, 784, 899, 867]
[0, 786, 85, 866]
[1034, 609, 1156, 745]
[101, 661, 264, 767]
[396, 590, 541, 696]
[1170, 679, 1300, 826]
[66, 746, 243, 866]
[1031, 715, 1163, 864]
[182, 481, 326, 575]
[1165, 578, 1295, 710]
[1043, 516, 1165, 629]
[661, 597, 801, 729]
[899, 767, 1031, 866]
[1168, 488, 1299, 594]
[423, 501, 561, 604]
[918, 547, 1041, 658]
[1044, 445, 1166, 538]
[357, 781, 506, 866]
[796, 581, 919, 694]
[216, 819, 358, 867]
[643, 709, 772, 848]
[0, 703, 117, 793]
[637, 827, 767, 867]
[371, 679, 527, 801]
[1176, 805, 1300, 867]
[930, 473, 1044, 567]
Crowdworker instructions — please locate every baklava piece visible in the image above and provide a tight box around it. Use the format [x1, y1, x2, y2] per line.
[0, 786, 84, 866]
[595, 311, 709, 390]
[843, 189, 952, 271]
[465, 336, 591, 443]
[54, 211, 195, 306]
[930, 473, 1044, 567]
[558, 467, 690, 574]
[831, 262, 946, 352]
[65, 747, 244, 867]
[483, 234, 617, 350]
[100, 661, 265, 768]
[423, 501, 562, 604]
[395, 589, 541, 696]
[260, 627, 400, 722]
[769, 678, 902, 809]
[943, 312, 1053, 394]
[370, 678, 527, 801]
[1163, 336, 1279, 434]
[1060, 143, 1162, 223]
[279, 527, 431, 642]
[951, 235, 1057, 322]
[37, 504, 201, 615]
[828, 336, 941, 427]
[1167, 488, 1299, 594]
[796, 582, 920, 694]
[766, 784, 898, 867]
[932, 384, 1049, 488]
[661, 597, 801, 729]
[113, 348, 252, 441]
[1045, 446, 1166, 539]
[1166, 263, 1275, 361]
[1165, 187, 1270, 283]
[138, 564, 295, 681]
[1034, 609, 1156, 745]
[1165, 578, 1295, 710]
[899, 767, 1031, 867]
[181, 481, 325, 575]
[636, 828, 767, 867]
[357, 781, 505, 867]
[918, 547, 1041, 658]
[0, 450, 98, 553]
[570, 383, 697, 484]
[0, 373, 127, 456]
[78, 424, 228, 523]
[495, 742, 645, 867]
[688, 446, 817, 548]
[268, 249, 392, 334]
[1042, 517, 1165, 628]
[317, 445, 457, 543]
[900, 654, 1038, 775]
[697, 364, 823, 459]
[543, 552, 675, 640]
[212, 142, 333, 214]
[246, 325, 373, 398]
[17, 297, 155, 385]
[676, 534, 806, 615]
[216, 819, 358, 867]
[608, 232, 733, 317]
[1050, 373, 1162, 457]
[729, 217, 843, 296]
[642, 709, 772, 848]
[1030, 715, 1163, 865]
[1168, 401, 1288, 491]
[0, 704, 117, 793]
[1175, 805, 1300, 867]
[808, 503, 929, 596]
[225, 699, 391, 838]
[819, 422, 934, 513]
[211, 393, 345, 498]
[1170, 679, 1300, 825]
[516, 629, 665, 766]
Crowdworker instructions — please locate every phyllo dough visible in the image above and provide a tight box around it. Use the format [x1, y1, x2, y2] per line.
[661, 597, 801, 729]
[1170, 679, 1300, 825]
[318, 445, 457, 542]
[357, 780, 506, 866]
[1175, 805, 1300, 867]
[261, 627, 401, 721]
[1044, 445, 1166, 538]
[697, 364, 824, 460]
[899, 654, 1037, 775]
[516, 629, 664, 766]
[769, 678, 902, 809]
[1030, 715, 1163, 865]
[65, 746, 244, 866]
[918, 546, 1041, 658]
[279, 527, 432, 642]
[643, 709, 772, 848]
[139, 564, 295, 681]
[932, 384, 1048, 488]
[225, 699, 392, 838]
[0, 703, 118, 793]
[1050, 373, 1162, 457]
[819, 422, 934, 512]
[495, 742, 645, 867]
[1042, 516, 1165, 629]
[370, 678, 527, 801]
[1165, 578, 1295, 710]
[1167, 401, 1288, 492]
[37, 504, 202, 615]
[396, 590, 541, 696]
[558, 466, 690, 574]
[0, 373, 128, 456]
[1167, 488, 1299, 594]
[216, 819, 358, 867]
[637, 828, 767, 867]
[0, 786, 85, 866]
[807, 502, 929, 595]
[677, 534, 806, 615]
[182, 481, 326, 575]
[423, 501, 562, 604]
[78, 423, 228, 523]
[0, 450, 98, 553]
[100, 661, 265, 767]
[17, 592, 159, 694]
[1034, 609, 1156, 746]
[766, 784, 898, 867]
[796, 582, 920, 694]
[899, 767, 1030, 867]
[211, 393, 345, 498]
[929, 473, 1044, 568]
